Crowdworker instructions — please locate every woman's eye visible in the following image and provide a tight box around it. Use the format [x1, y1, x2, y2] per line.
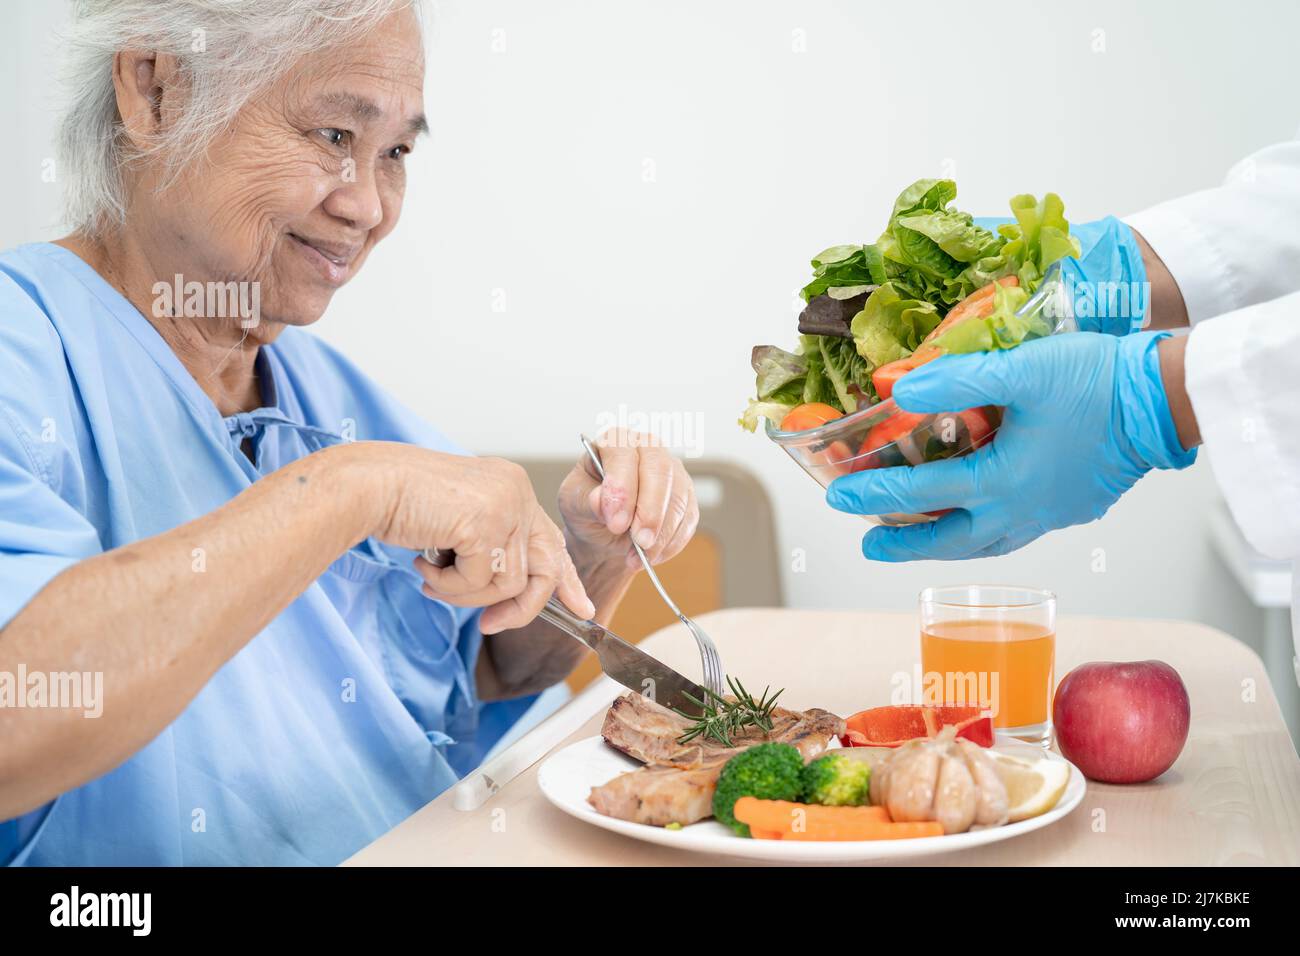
[387, 145, 411, 161]
[317, 128, 349, 147]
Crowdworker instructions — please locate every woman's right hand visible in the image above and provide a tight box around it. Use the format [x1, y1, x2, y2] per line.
[337, 442, 594, 634]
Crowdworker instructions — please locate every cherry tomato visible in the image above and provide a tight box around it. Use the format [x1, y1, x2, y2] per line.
[853, 410, 929, 471]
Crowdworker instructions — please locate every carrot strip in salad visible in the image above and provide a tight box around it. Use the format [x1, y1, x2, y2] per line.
[872, 275, 1019, 400]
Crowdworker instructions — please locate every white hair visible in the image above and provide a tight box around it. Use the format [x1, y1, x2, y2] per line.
[57, 0, 422, 237]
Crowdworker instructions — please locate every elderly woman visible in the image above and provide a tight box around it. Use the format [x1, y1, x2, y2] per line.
[0, 0, 699, 865]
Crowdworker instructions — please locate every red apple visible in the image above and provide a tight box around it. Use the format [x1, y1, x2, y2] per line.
[1053, 660, 1190, 784]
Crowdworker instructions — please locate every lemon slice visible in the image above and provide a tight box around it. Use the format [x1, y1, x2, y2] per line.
[990, 753, 1070, 823]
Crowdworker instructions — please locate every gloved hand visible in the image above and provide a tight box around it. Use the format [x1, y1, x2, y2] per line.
[825, 331, 1196, 561]
[975, 215, 1148, 335]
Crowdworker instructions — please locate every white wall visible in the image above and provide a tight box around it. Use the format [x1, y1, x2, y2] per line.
[5, 2, 1296, 679]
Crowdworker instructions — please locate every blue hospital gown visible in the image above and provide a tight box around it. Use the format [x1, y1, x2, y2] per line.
[0, 243, 536, 865]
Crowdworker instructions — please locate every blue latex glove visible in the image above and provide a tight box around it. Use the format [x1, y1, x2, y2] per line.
[974, 215, 1148, 335]
[825, 331, 1196, 561]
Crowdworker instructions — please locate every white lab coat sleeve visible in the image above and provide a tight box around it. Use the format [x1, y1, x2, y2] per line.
[1125, 137, 1300, 324]
[1184, 291, 1300, 560]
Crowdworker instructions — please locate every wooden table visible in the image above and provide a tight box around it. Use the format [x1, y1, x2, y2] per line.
[345, 609, 1300, 866]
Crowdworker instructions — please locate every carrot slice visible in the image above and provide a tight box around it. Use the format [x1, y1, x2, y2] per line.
[734, 798, 943, 841]
[871, 276, 1020, 400]
[871, 355, 929, 402]
[934, 274, 1019, 332]
[769, 821, 945, 842]
[734, 796, 887, 830]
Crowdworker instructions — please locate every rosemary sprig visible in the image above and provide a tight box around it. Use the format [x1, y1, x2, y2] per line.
[674, 676, 784, 747]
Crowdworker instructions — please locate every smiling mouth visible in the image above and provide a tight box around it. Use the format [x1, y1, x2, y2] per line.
[288, 233, 355, 266]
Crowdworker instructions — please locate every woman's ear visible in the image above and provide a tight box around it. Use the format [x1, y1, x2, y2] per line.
[112, 50, 182, 148]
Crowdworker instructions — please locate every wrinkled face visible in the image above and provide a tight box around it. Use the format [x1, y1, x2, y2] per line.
[152, 9, 425, 327]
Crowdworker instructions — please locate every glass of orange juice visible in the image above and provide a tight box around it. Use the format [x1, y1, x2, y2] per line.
[919, 585, 1056, 747]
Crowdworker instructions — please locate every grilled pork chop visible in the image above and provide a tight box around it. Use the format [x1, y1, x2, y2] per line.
[587, 693, 845, 826]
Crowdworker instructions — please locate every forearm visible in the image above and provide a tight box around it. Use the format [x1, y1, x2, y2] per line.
[475, 549, 634, 700]
[1132, 227, 1190, 331]
[0, 443, 375, 818]
[1157, 334, 1201, 451]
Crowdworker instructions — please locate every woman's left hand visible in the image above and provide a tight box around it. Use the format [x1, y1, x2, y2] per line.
[558, 430, 699, 575]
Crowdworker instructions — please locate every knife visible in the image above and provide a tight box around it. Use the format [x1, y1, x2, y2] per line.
[421, 548, 708, 717]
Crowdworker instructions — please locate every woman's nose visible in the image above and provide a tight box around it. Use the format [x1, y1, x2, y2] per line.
[322, 165, 384, 232]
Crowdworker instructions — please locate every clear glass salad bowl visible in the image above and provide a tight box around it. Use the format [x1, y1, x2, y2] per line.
[766, 260, 1080, 526]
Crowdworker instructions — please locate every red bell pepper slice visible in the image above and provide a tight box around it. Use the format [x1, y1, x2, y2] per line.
[839, 704, 995, 748]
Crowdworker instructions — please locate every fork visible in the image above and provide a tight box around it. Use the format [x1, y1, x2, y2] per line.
[579, 434, 725, 698]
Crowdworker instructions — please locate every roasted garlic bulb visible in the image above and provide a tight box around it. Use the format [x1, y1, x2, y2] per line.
[869, 726, 1009, 833]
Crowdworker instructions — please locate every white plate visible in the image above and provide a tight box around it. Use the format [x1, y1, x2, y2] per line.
[537, 735, 1086, 863]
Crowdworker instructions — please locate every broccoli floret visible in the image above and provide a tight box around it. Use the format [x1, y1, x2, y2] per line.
[712, 742, 804, 836]
[801, 752, 872, 806]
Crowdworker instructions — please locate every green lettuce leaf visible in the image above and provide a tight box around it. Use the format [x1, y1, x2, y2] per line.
[738, 399, 797, 433]
[1000, 192, 1078, 290]
[943, 253, 1012, 304]
[818, 335, 875, 411]
[811, 245, 860, 269]
[799, 339, 840, 406]
[741, 345, 809, 431]
[890, 178, 958, 219]
[849, 282, 941, 369]
[947, 193, 1081, 302]
[767, 378, 804, 405]
[928, 283, 1046, 353]
[896, 209, 1003, 263]
[826, 284, 874, 300]
[751, 345, 807, 400]
[885, 225, 962, 282]
[874, 179, 1005, 308]
[800, 244, 886, 301]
